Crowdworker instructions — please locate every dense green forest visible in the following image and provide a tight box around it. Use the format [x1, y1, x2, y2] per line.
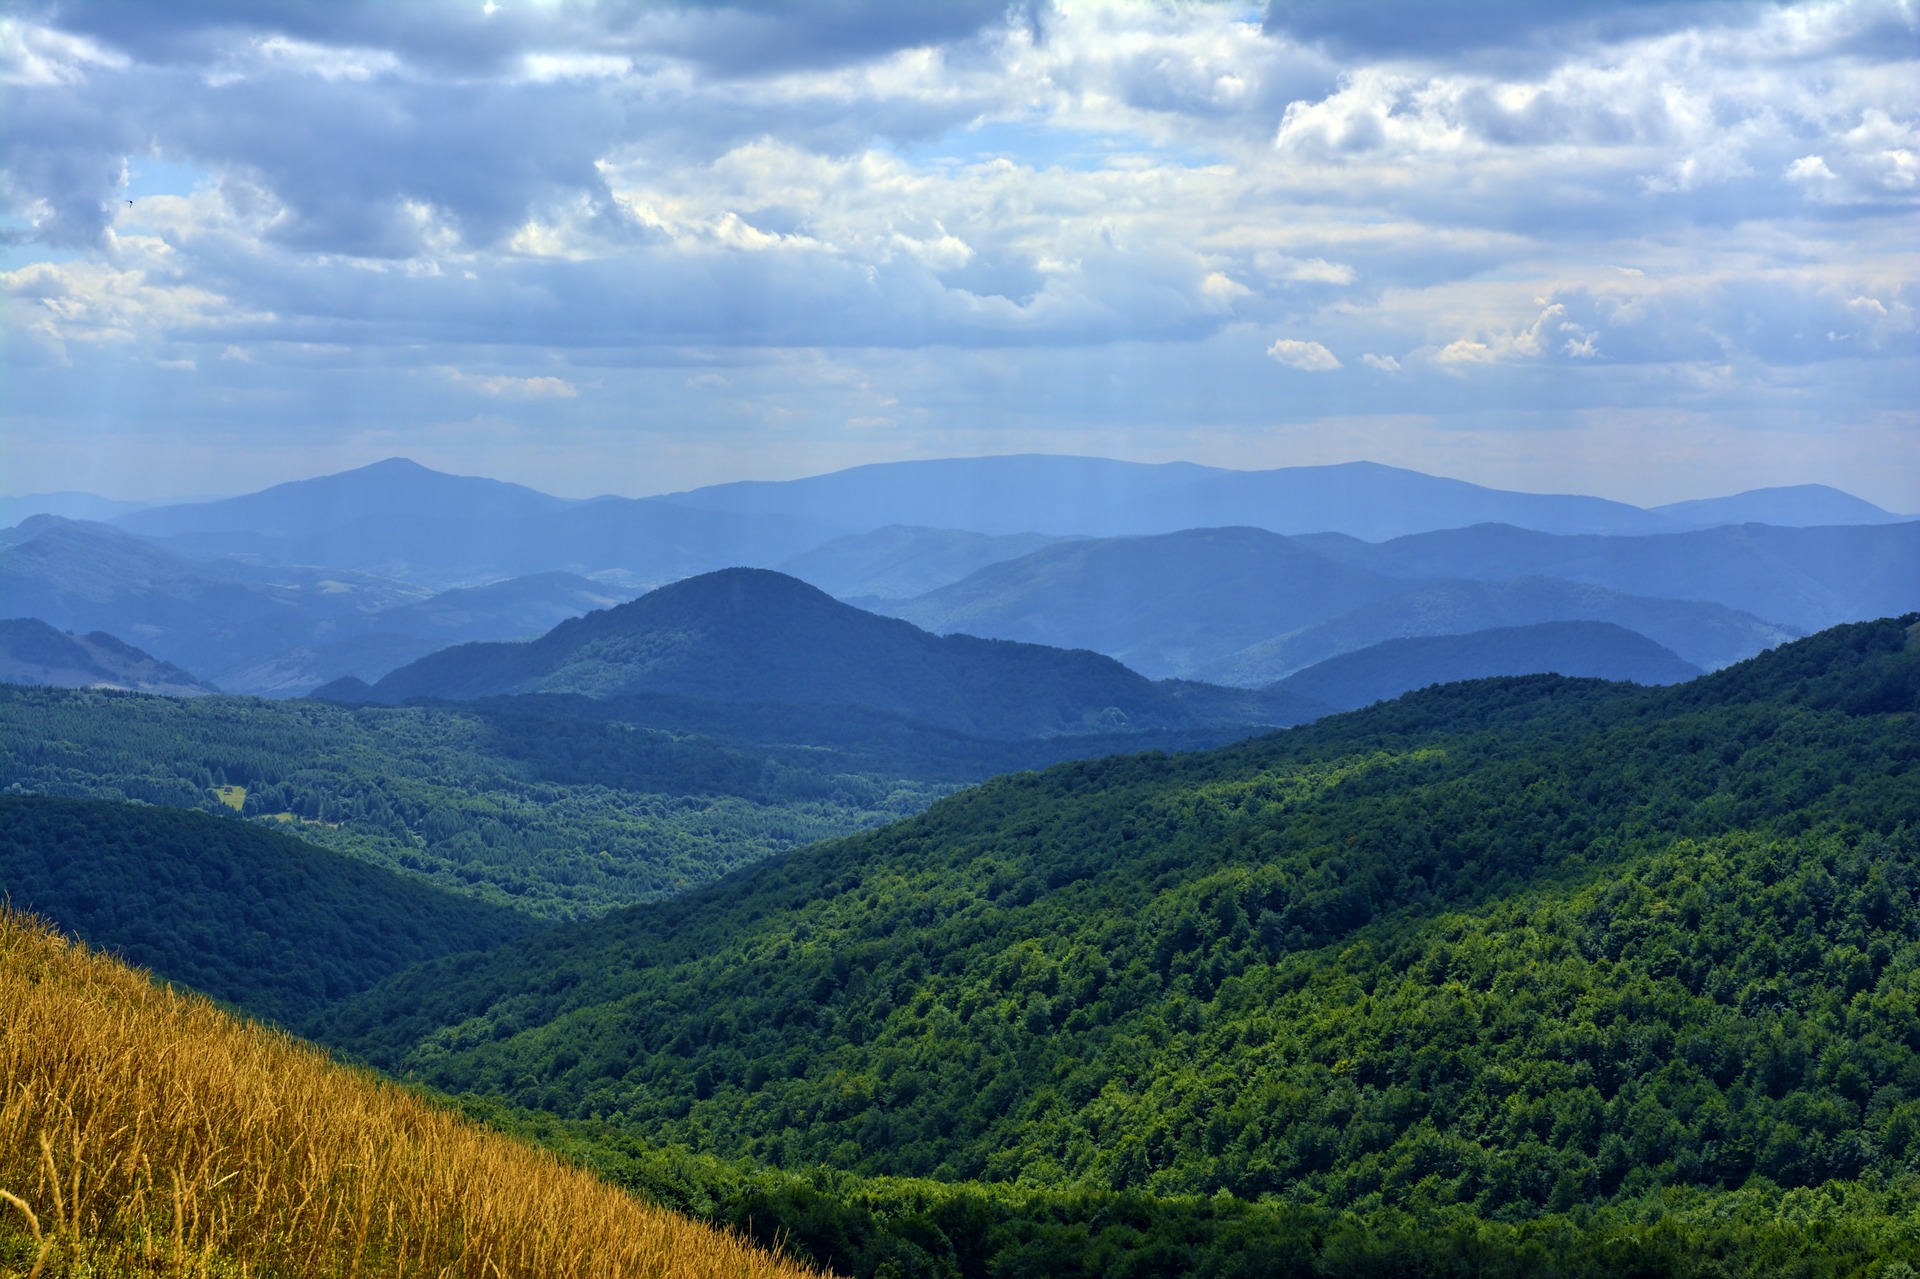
[0, 685, 953, 917]
[311, 618, 1919, 1272]
[0, 794, 533, 1021]
[0, 686, 1237, 919]
[457, 1096, 1920, 1278]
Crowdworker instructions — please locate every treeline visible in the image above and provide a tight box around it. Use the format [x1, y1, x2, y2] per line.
[463, 1098, 1920, 1279]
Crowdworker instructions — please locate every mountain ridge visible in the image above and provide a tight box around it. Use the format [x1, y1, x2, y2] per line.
[327, 567, 1327, 738]
[1269, 619, 1702, 710]
[0, 617, 220, 695]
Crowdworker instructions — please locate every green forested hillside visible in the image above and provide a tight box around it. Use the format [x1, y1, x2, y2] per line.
[316, 618, 1920, 1233]
[0, 683, 1273, 919]
[0, 794, 533, 1021]
[0, 684, 964, 917]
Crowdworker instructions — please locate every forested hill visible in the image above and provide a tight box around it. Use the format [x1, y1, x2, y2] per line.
[330, 567, 1326, 737]
[317, 616, 1919, 1222]
[0, 794, 534, 1022]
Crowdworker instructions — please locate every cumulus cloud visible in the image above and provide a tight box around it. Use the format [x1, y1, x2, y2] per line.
[0, 0, 1913, 508]
[1267, 338, 1341, 371]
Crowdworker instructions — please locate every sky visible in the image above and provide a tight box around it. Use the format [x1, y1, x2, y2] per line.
[1, 0, 1915, 509]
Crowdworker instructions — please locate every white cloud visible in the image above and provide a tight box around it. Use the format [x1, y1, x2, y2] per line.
[441, 368, 580, 398]
[1266, 338, 1341, 371]
[0, 18, 127, 86]
[1360, 353, 1400, 372]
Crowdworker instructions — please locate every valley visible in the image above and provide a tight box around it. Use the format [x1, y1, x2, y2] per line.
[2, 456, 1916, 1278]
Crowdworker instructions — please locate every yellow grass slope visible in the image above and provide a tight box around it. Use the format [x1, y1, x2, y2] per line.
[0, 907, 828, 1279]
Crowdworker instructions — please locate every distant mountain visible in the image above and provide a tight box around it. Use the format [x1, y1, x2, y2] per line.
[0, 618, 219, 695]
[1296, 521, 1920, 635]
[1271, 621, 1702, 711]
[0, 490, 157, 526]
[218, 572, 639, 696]
[1196, 576, 1796, 686]
[1653, 484, 1908, 528]
[779, 526, 1064, 600]
[329, 568, 1325, 738]
[117, 457, 840, 589]
[377, 570, 633, 637]
[118, 457, 573, 539]
[869, 527, 1403, 678]
[0, 516, 428, 687]
[666, 455, 1678, 539]
[0, 518, 653, 696]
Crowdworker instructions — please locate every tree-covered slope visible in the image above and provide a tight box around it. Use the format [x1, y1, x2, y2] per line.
[0, 794, 534, 1022]
[0, 684, 966, 918]
[344, 568, 1324, 737]
[0, 682, 1285, 920]
[1272, 621, 1701, 710]
[317, 618, 1920, 1218]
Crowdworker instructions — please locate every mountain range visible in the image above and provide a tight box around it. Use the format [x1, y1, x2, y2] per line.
[2, 457, 1913, 701]
[660, 456, 1910, 540]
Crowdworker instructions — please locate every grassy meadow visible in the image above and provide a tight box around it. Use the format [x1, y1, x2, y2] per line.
[0, 906, 827, 1279]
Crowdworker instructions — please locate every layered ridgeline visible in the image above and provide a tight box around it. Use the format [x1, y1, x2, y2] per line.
[1272, 621, 1702, 712]
[0, 514, 640, 694]
[1195, 575, 1795, 686]
[322, 568, 1323, 737]
[1296, 520, 1920, 637]
[864, 522, 1804, 675]
[13, 461, 1909, 696]
[0, 617, 218, 695]
[0, 794, 533, 1022]
[315, 619, 1920, 1273]
[0, 908, 819, 1279]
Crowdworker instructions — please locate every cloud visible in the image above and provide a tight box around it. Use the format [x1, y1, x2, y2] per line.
[0, 15, 128, 86]
[1266, 338, 1341, 371]
[0, 0, 1912, 511]
[441, 368, 579, 398]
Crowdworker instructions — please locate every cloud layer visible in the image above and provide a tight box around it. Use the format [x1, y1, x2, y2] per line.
[2, 0, 1914, 508]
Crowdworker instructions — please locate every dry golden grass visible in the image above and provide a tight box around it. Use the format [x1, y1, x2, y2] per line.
[0, 907, 830, 1279]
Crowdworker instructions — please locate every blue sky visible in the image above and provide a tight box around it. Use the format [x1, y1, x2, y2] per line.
[2, 0, 1915, 509]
